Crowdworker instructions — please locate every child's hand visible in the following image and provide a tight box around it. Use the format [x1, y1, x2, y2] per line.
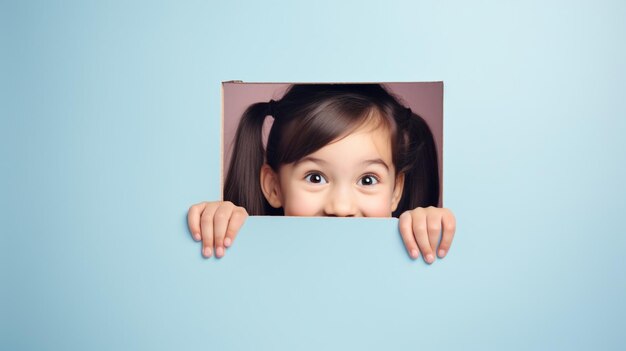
[187, 201, 248, 259]
[398, 207, 456, 264]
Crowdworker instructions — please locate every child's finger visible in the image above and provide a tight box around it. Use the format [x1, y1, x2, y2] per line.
[213, 202, 235, 258]
[187, 202, 207, 241]
[224, 207, 248, 249]
[200, 204, 218, 258]
[411, 209, 435, 264]
[426, 209, 442, 254]
[437, 209, 456, 258]
[398, 212, 419, 259]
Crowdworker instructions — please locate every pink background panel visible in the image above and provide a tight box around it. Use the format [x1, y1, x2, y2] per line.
[221, 82, 444, 205]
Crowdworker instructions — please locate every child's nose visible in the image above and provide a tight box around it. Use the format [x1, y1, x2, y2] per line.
[324, 187, 357, 217]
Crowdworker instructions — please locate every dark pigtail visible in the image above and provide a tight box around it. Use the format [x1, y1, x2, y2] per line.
[224, 102, 273, 215]
[393, 109, 440, 217]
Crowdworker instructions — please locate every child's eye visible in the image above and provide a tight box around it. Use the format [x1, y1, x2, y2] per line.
[304, 173, 328, 184]
[358, 175, 379, 186]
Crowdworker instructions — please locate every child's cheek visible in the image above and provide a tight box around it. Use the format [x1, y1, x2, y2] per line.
[365, 203, 393, 217]
[283, 202, 320, 217]
[282, 189, 322, 217]
[360, 193, 394, 218]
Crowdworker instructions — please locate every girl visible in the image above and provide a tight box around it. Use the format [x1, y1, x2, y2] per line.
[188, 84, 456, 264]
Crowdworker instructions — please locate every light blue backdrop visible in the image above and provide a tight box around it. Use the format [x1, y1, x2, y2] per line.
[2, 1, 625, 350]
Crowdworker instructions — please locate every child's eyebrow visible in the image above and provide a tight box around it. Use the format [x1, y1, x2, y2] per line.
[361, 159, 390, 171]
[294, 156, 327, 167]
[295, 157, 390, 171]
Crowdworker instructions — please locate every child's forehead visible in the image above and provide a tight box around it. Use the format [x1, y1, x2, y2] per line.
[303, 124, 393, 164]
[275, 104, 395, 168]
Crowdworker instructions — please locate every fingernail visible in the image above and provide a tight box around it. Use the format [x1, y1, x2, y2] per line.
[224, 237, 232, 247]
[203, 247, 212, 258]
[216, 246, 224, 258]
[426, 254, 434, 264]
[438, 249, 446, 258]
[410, 249, 419, 259]
[194, 233, 201, 241]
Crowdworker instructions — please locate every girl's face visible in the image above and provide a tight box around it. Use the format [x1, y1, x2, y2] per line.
[261, 122, 404, 217]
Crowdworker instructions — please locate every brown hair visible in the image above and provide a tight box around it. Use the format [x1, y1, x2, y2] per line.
[224, 84, 440, 217]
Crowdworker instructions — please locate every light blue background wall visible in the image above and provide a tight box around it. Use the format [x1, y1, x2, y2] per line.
[2, 1, 625, 350]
